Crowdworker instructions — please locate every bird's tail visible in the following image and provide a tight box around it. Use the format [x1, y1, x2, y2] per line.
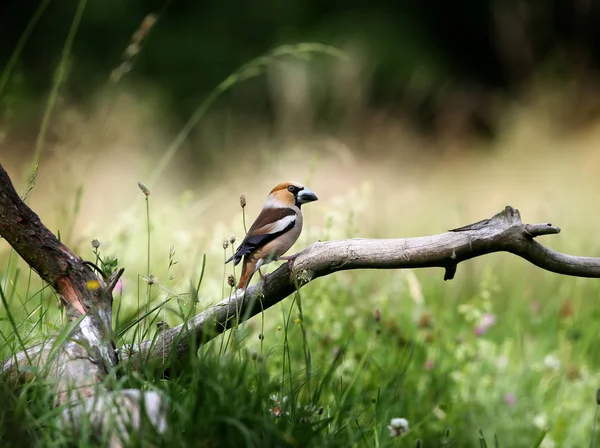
[225, 251, 243, 265]
[237, 258, 256, 290]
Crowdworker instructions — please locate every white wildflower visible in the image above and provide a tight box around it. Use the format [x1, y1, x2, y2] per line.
[533, 413, 549, 430]
[543, 354, 561, 371]
[433, 406, 446, 420]
[540, 437, 556, 448]
[388, 417, 409, 437]
[298, 403, 323, 423]
[496, 355, 509, 370]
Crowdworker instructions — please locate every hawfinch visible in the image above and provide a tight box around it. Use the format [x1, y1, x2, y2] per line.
[226, 181, 318, 290]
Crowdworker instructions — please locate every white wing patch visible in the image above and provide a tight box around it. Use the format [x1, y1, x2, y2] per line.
[264, 214, 296, 234]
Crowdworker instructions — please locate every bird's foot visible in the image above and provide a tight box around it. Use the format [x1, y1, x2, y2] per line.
[258, 267, 268, 294]
[279, 253, 299, 269]
[261, 276, 268, 292]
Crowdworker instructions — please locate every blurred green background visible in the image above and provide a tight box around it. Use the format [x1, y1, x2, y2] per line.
[2, 2, 600, 447]
[3, 0, 600, 146]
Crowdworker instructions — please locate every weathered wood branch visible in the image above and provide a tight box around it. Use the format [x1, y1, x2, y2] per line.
[124, 205, 600, 371]
[0, 163, 165, 446]
[0, 164, 117, 394]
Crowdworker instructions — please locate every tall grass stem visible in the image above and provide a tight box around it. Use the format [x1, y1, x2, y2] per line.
[29, 0, 87, 190]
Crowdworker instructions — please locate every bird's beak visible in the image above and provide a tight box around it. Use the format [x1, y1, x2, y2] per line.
[297, 187, 318, 204]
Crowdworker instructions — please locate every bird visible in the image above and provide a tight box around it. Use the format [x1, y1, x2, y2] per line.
[226, 181, 318, 291]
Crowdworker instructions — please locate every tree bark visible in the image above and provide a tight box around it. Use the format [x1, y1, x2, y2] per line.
[0, 163, 165, 446]
[0, 164, 117, 398]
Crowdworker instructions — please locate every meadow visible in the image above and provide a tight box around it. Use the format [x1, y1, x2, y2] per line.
[2, 10, 600, 441]
[2, 83, 600, 448]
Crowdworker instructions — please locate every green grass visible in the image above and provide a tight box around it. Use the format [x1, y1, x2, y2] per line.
[1, 174, 600, 447]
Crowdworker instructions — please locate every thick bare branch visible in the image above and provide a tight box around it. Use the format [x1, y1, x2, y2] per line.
[0, 163, 166, 444]
[124, 205, 600, 370]
[0, 164, 118, 395]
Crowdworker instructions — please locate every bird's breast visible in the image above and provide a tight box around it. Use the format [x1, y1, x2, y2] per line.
[256, 211, 302, 262]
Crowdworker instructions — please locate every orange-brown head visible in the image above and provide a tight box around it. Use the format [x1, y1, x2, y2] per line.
[266, 181, 318, 208]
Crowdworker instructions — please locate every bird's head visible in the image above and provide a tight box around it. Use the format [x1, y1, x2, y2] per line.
[266, 181, 318, 208]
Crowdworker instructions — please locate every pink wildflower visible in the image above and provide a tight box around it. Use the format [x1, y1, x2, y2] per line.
[269, 395, 289, 417]
[475, 313, 496, 336]
[481, 313, 496, 327]
[504, 392, 517, 407]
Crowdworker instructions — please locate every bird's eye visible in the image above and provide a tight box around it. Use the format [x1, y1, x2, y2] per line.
[287, 185, 295, 193]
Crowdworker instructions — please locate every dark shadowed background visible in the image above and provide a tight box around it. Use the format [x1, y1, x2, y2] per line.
[3, 0, 600, 144]
[3, 4, 600, 447]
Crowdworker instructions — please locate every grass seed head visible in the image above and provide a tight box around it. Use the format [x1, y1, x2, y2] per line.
[144, 274, 158, 285]
[137, 182, 151, 196]
[227, 274, 235, 287]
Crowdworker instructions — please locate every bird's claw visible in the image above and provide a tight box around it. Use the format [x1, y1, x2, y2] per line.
[280, 253, 299, 270]
[261, 275, 268, 292]
[258, 267, 268, 294]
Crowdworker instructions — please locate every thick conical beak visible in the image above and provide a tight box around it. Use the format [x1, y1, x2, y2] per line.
[297, 187, 318, 204]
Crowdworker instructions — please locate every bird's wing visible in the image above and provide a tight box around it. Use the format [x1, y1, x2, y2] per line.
[226, 207, 297, 265]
